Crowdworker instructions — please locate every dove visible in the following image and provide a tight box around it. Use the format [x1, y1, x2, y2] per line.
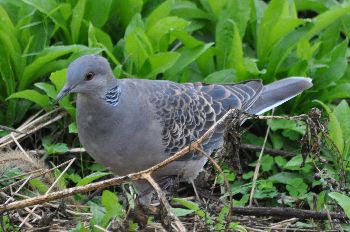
[56, 55, 312, 202]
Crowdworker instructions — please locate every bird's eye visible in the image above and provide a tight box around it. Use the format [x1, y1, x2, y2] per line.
[85, 72, 95, 81]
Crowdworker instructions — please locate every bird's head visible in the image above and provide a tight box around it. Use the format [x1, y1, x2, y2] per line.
[56, 55, 114, 101]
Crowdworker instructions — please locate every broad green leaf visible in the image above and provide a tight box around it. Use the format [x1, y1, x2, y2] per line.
[145, 0, 173, 29]
[147, 52, 180, 77]
[89, 201, 105, 226]
[49, 69, 67, 92]
[206, 0, 227, 18]
[29, 178, 48, 193]
[171, 1, 210, 20]
[69, 122, 78, 134]
[34, 82, 57, 99]
[333, 100, 350, 160]
[216, 19, 246, 79]
[49, 68, 76, 117]
[125, 13, 145, 36]
[77, 172, 110, 186]
[44, 142, 69, 155]
[297, 38, 320, 60]
[88, 23, 119, 65]
[284, 155, 304, 170]
[147, 16, 189, 52]
[257, 0, 303, 61]
[101, 190, 124, 226]
[266, 4, 350, 78]
[294, 0, 333, 13]
[328, 192, 350, 219]
[8, 90, 50, 108]
[125, 28, 153, 72]
[70, 0, 86, 43]
[268, 120, 306, 135]
[115, 0, 143, 28]
[22, 0, 69, 37]
[165, 43, 213, 78]
[316, 39, 348, 87]
[261, 155, 274, 172]
[264, 25, 308, 78]
[171, 30, 203, 48]
[274, 156, 287, 168]
[172, 208, 195, 217]
[173, 198, 213, 225]
[333, 100, 350, 142]
[20, 45, 99, 90]
[305, 5, 350, 40]
[85, 0, 112, 27]
[220, 0, 251, 37]
[269, 172, 302, 184]
[286, 178, 308, 196]
[204, 69, 236, 84]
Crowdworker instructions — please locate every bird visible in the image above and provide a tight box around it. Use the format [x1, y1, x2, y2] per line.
[56, 55, 312, 203]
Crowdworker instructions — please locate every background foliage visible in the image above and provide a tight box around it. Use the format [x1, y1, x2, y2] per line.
[0, 0, 350, 231]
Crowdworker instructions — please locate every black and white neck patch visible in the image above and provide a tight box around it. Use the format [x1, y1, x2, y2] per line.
[105, 85, 121, 106]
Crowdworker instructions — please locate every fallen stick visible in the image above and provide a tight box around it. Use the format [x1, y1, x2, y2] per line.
[230, 206, 346, 220]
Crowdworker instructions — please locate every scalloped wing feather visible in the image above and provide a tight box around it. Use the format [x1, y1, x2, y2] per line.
[149, 80, 263, 159]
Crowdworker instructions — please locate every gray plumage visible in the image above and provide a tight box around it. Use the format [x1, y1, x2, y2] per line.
[56, 55, 312, 200]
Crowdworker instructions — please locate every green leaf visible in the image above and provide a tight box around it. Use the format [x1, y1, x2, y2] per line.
[268, 119, 306, 135]
[70, 0, 86, 43]
[69, 122, 78, 134]
[172, 198, 213, 225]
[286, 178, 308, 196]
[77, 172, 109, 186]
[284, 155, 304, 170]
[165, 43, 213, 78]
[315, 100, 344, 154]
[20, 45, 100, 90]
[316, 39, 348, 87]
[261, 155, 274, 172]
[145, 0, 173, 29]
[265, 4, 350, 78]
[333, 100, 350, 143]
[172, 208, 195, 217]
[43, 137, 69, 155]
[147, 16, 189, 52]
[205, 0, 227, 18]
[8, 90, 50, 108]
[49, 69, 67, 91]
[204, 69, 236, 84]
[29, 178, 48, 193]
[89, 201, 105, 226]
[216, 19, 246, 78]
[171, 1, 210, 20]
[220, 0, 251, 37]
[114, 0, 143, 28]
[328, 192, 350, 219]
[34, 82, 57, 99]
[49, 69, 76, 117]
[124, 28, 153, 72]
[269, 172, 302, 184]
[147, 52, 180, 77]
[305, 5, 350, 40]
[22, 0, 69, 38]
[274, 156, 287, 168]
[101, 190, 124, 226]
[257, 0, 303, 61]
[85, 0, 112, 27]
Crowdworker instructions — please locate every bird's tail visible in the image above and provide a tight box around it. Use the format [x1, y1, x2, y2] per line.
[248, 77, 313, 115]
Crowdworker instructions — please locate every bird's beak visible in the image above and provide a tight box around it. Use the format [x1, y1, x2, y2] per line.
[55, 84, 72, 102]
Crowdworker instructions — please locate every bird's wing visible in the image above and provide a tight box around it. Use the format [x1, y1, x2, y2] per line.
[148, 80, 263, 159]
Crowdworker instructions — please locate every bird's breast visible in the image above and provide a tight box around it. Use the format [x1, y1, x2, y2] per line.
[76, 94, 166, 175]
